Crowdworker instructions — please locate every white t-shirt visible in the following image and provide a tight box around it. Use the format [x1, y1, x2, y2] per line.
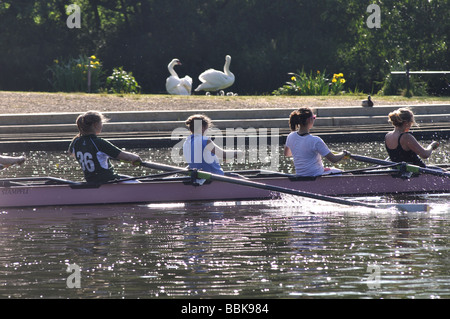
[285, 132, 331, 176]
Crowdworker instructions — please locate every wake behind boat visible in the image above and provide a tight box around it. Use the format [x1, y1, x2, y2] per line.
[0, 166, 448, 208]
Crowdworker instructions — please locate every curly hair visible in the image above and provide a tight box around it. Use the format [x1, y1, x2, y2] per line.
[185, 114, 213, 133]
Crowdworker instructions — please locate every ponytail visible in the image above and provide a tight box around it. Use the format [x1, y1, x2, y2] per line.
[289, 107, 314, 131]
[73, 111, 109, 139]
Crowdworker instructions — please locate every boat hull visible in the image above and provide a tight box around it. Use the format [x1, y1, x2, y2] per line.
[1, 173, 449, 208]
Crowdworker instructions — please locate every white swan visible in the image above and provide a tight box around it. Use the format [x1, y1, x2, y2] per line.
[166, 59, 192, 95]
[195, 55, 235, 92]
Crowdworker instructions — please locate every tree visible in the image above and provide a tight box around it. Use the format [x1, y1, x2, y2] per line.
[0, 0, 448, 95]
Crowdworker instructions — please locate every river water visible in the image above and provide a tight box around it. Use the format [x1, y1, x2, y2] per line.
[0, 141, 449, 301]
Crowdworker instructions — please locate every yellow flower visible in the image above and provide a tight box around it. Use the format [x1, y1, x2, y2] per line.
[317, 70, 320, 74]
[54, 59, 59, 64]
[77, 64, 82, 68]
[90, 55, 96, 60]
[340, 78, 346, 84]
[291, 76, 296, 81]
[333, 74, 338, 78]
[332, 78, 337, 83]
[338, 73, 344, 77]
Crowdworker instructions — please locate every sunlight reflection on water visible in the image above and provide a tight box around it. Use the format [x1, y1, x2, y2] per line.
[0, 141, 449, 299]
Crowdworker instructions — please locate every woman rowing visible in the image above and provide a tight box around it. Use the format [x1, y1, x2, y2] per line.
[183, 114, 242, 175]
[385, 108, 439, 168]
[284, 107, 349, 177]
[68, 111, 142, 183]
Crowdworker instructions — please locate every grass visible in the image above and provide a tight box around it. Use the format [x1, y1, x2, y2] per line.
[0, 91, 448, 114]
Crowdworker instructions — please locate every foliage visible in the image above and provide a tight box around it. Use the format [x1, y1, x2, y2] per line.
[329, 73, 346, 95]
[47, 55, 103, 92]
[273, 70, 346, 96]
[106, 67, 141, 94]
[379, 74, 428, 97]
[0, 0, 448, 95]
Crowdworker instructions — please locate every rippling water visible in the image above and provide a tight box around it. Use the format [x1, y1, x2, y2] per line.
[0, 142, 449, 300]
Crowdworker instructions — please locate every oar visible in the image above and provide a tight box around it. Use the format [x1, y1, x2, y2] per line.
[137, 160, 427, 211]
[350, 154, 450, 178]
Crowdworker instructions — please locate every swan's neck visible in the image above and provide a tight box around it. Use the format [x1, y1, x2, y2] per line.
[224, 60, 232, 76]
[168, 63, 178, 77]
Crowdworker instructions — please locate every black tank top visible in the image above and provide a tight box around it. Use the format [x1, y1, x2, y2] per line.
[385, 132, 426, 167]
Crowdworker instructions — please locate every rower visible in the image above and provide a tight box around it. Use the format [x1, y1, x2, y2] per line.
[182, 114, 242, 176]
[385, 108, 439, 168]
[68, 111, 142, 184]
[284, 107, 349, 177]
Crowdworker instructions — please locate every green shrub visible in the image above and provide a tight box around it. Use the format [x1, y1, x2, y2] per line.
[379, 73, 428, 97]
[47, 55, 103, 92]
[105, 67, 141, 94]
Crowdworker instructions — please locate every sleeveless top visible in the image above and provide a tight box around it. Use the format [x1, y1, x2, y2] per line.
[183, 134, 224, 175]
[385, 132, 426, 167]
[69, 134, 122, 183]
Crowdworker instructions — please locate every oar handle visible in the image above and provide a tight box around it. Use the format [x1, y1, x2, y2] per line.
[350, 154, 450, 178]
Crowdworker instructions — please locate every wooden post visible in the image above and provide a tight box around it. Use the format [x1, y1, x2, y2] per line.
[87, 57, 92, 93]
[405, 61, 412, 97]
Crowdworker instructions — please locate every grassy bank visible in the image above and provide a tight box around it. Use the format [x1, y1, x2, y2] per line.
[0, 91, 448, 114]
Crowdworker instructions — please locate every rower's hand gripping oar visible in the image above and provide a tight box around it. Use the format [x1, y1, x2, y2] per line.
[350, 154, 450, 178]
[135, 160, 426, 211]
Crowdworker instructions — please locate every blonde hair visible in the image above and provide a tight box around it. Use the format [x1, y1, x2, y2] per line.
[185, 114, 212, 133]
[388, 108, 416, 127]
[75, 111, 109, 137]
[288, 107, 314, 131]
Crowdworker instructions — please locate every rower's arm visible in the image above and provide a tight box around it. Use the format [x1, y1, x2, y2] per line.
[284, 146, 292, 157]
[324, 151, 348, 163]
[116, 151, 142, 164]
[403, 134, 439, 159]
[0, 155, 25, 166]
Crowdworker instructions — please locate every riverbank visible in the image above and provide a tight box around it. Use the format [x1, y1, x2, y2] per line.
[0, 91, 448, 114]
[1, 103, 449, 152]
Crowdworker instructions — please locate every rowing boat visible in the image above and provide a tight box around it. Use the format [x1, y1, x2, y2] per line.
[1, 169, 448, 208]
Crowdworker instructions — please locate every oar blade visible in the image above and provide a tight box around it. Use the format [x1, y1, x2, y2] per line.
[380, 203, 431, 212]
